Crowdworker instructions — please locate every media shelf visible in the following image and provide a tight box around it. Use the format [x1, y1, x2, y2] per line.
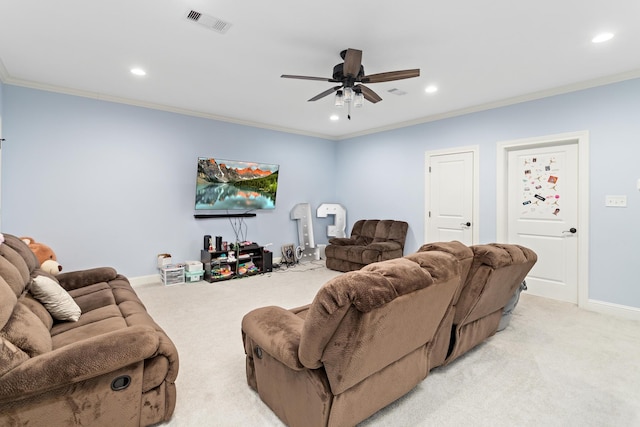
[201, 244, 271, 282]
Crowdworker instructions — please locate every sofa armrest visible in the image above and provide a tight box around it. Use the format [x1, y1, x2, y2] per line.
[328, 237, 355, 246]
[242, 306, 305, 371]
[0, 325, 159, 403]
[365, 241, 402, 252]
[56, 267, 119, 291]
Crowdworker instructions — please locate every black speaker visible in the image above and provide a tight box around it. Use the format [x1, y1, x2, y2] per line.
[215, 236, 223, 251]
[263, 251, 273, 273]
[204, 235, 211, 251]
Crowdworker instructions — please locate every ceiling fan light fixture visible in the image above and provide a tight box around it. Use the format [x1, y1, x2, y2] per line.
[343, 87, 353, 103]
[354, 91, 364, 108]
[335, 90, 344, 107]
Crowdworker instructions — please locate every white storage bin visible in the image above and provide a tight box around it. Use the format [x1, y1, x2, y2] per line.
[161, 266, 185, 286]
[185, 261, 203, 272]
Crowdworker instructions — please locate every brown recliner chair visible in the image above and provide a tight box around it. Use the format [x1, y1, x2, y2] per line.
[324, 219, 409, 272]
[420, 242, 538, 369]
[242, 249, 464, 427]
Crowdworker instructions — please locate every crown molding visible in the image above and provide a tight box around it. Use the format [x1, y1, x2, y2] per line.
[0, 65, 334, 141]
[0, 58, 9, 83]
[2, 57, 639, 142]
[337, 69, 640, 140]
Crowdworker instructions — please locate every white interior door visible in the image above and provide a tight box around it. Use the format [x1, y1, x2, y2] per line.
[506, 142, 580, 303]
[425, 149, 477, 245]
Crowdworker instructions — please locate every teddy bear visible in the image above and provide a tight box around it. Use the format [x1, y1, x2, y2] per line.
[20, 237, 63, 275]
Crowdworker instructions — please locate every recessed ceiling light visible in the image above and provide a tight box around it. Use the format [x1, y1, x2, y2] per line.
[592, 32, 614, 43]
[425, 85, 438, 94]
[130, 68, 147, 76]
[330, 114, 339, 121]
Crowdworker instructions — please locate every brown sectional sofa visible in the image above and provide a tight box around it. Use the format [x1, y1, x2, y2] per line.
[0, 233, 178, 426]
[242, 241, 537, 427]
[421, 241, 538, 368]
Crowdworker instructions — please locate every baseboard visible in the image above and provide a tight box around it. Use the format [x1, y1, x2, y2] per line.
[584, 299, 640, 321]
[129, 274, 161, 288]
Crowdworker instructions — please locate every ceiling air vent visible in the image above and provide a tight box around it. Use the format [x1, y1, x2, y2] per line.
[387, 88, 407, 96]
[185, 10, 232, 34]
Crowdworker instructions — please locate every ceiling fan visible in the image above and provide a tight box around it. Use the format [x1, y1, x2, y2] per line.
[281, 48, 420, 118]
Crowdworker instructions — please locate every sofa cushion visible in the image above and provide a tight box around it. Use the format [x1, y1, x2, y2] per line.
[326, 257, 433, 314]
[0, 336, 29, 377]
[51, 316, 128, 349]
[30, 275, 81, 322]
[20, 294, 54, 331]
[0, 277, 18, 331]
[50, 305, 122, 336]
[0, 302, 52, 357]
[2, 234, 39, 274]
[299, 257, 436, 369]
[0, 248, 30, 298]
[67, 283, 116, 313]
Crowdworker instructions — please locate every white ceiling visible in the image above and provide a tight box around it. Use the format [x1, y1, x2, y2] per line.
[1, 1, 639, 140]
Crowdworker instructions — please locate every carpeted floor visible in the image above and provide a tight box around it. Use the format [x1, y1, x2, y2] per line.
[134, 262, 640, 426]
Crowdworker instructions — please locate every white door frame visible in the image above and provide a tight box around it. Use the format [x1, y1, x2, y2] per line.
[496, 131, 589, 308]
[425, 145, 480, 245]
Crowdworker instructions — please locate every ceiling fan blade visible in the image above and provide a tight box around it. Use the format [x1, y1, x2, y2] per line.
[357, 85, 382, 103]
[343, 48, 363, 78]
[308, 85, 342, 102]
[361, 69, 420, 83]
[281, 74, 332, 82]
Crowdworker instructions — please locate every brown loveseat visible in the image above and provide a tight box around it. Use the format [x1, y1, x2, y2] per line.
[0, 233, 178, 426]
[241, 241, 536, 427]
[324, 219, 409, 272]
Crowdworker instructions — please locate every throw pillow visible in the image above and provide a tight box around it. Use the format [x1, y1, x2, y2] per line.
[30, 275, 81, 322]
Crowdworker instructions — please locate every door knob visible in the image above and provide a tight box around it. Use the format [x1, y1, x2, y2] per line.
[562, 227, 577, 234]
[461, 222, 471, 227]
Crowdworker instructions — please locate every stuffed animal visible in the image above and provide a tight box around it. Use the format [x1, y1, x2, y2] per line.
[20, 237, 63, 275]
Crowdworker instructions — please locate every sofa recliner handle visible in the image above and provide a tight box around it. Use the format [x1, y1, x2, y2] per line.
[111, 375, 132, 391]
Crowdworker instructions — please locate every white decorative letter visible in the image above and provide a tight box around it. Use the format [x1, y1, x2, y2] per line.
[316, 203, 347, 238]
[290, 203, 317, 260]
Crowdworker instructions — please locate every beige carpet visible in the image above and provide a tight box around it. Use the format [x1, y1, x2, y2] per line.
[134, 262, 640, 426]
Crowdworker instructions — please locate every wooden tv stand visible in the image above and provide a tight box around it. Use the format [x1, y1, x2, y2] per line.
[200, 243, 272, 282]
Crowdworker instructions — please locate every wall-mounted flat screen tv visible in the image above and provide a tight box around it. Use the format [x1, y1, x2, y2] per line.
[195, 157, 279, 211]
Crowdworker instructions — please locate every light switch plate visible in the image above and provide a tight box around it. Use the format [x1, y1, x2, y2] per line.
[605, 195, 627, 207]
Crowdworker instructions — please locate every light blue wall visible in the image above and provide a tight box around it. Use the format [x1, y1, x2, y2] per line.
[1, 86, 337, 277]
[337, 78, 640, 308]
[2, 79, 640, 309]
[0, 80, 3, 231]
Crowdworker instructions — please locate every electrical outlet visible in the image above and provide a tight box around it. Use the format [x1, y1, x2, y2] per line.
[605, 195, 627, 207]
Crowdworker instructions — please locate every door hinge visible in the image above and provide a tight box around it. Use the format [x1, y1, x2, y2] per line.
[428, 166, 431, 173]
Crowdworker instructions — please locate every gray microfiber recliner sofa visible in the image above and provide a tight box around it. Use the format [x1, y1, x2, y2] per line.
[241, 241, 537, 427]
[324, 219, 409, 272]
[0, 233, 178, 426]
